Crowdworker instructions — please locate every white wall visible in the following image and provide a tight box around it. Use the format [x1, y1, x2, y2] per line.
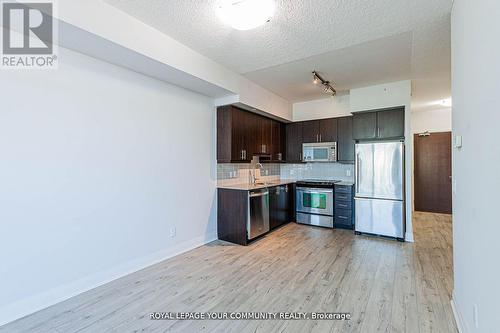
[451, 1, 500, 332]
[350, 81, 414, 242]
[292, 95, 351, 121]
[411, 108, 452, 134]
[0, 47, 218, 325]
[55, 0, 293, 120]
[350, 81, 412, 113]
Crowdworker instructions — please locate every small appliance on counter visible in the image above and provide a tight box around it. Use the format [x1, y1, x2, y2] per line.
[295, 179, 340, 228]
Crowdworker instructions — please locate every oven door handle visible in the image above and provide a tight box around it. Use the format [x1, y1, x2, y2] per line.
[297, 189, 333, 194]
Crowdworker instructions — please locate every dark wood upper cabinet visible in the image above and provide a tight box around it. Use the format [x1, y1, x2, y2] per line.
[337, 116, 355, 163]
[218, 106, 404, 164]
[217, 106, 250, 163]
[319, 118, 338, 142]
[217, 106, 233, 163]
[217, 106, 286, 163]
[377, 108, 405, 139]
[353, 112, 378, 140]
[300, 118, 338, 143]
[301, 120, 319, 143]
[263, 117, 273, 155]
[352, 108, 405, 140]
[271, 120, 286, 162]
[245, 112, 259, 158]
[286, 122, 303, 162]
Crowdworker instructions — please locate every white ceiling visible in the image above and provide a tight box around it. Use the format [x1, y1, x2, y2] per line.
[245, 32, 413, 102]
[105, 0, 452, 111]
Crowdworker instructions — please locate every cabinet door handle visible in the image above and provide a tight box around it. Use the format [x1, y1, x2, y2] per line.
[320, 134, 322, 142]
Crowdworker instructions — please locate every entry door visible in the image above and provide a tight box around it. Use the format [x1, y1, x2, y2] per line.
[414, 132, 452, 214]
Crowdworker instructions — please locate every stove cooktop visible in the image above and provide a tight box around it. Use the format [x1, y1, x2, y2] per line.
[296, 179, 341, 186]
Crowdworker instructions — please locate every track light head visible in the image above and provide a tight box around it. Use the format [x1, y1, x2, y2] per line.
[311, 71, 336, 96]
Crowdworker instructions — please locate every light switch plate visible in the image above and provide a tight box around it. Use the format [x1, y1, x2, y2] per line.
[454, 135, 463, 148]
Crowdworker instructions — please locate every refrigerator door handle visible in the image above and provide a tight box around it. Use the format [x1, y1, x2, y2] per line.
[355, 153, 360, 194]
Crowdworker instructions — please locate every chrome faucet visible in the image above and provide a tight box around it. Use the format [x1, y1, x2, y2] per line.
[249, 156, 264, 184]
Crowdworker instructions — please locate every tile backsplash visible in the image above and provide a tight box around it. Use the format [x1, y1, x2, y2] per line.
[217, 163, 280, 180]
[217, 162, 354, 184]
[280, 163, 354, 182]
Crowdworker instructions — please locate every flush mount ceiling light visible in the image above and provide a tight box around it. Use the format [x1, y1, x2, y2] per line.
[312, 71, 336, 96]
[216, 0, 275, 31]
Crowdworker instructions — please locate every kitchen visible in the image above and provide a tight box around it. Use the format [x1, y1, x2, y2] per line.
[217, 102, 407, 245]
[4, 0, 497, 332]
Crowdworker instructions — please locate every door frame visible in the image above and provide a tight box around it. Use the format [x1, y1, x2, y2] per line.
[413, 131, 453, 214]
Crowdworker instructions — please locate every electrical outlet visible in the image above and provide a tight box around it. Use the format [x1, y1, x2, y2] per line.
[473, 304, 479, 328]
[346, 169, 352, 177]
[170, 227, 176, 238]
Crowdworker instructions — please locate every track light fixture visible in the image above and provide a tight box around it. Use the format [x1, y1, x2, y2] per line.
[312, 71, 336, 96]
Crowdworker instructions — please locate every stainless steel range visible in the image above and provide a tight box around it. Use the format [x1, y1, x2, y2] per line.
[295, 179, 340, 228]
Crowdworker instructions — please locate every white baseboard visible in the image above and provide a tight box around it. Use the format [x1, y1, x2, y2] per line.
[0, 231, 218, 327]
[405, 231, 414, 242]
[451, 291, 467, 333]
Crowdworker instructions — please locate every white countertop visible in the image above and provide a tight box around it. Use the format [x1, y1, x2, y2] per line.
[217, 179, 296, 191]
[336, 181, 355, 186]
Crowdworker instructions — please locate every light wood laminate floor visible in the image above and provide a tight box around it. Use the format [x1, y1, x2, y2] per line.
[1, 212, 456, 333]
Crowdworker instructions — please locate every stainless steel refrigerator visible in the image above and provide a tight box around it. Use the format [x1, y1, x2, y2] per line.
[354, 141, 405, 240]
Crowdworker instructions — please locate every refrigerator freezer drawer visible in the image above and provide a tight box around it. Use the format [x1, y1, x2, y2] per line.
[354, 198, 404, 238]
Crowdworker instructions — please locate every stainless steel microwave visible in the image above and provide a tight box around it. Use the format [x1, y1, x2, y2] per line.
[302, 142, 337, 162]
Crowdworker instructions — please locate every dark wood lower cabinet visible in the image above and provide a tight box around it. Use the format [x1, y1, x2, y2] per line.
[218, 184, 294, 245]
[217, 188, 248, 245]
[269, 184, 293, 230]
[334, 184, 355, 230]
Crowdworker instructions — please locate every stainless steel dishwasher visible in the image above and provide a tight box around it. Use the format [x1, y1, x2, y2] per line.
[247, 188, 270, 240]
